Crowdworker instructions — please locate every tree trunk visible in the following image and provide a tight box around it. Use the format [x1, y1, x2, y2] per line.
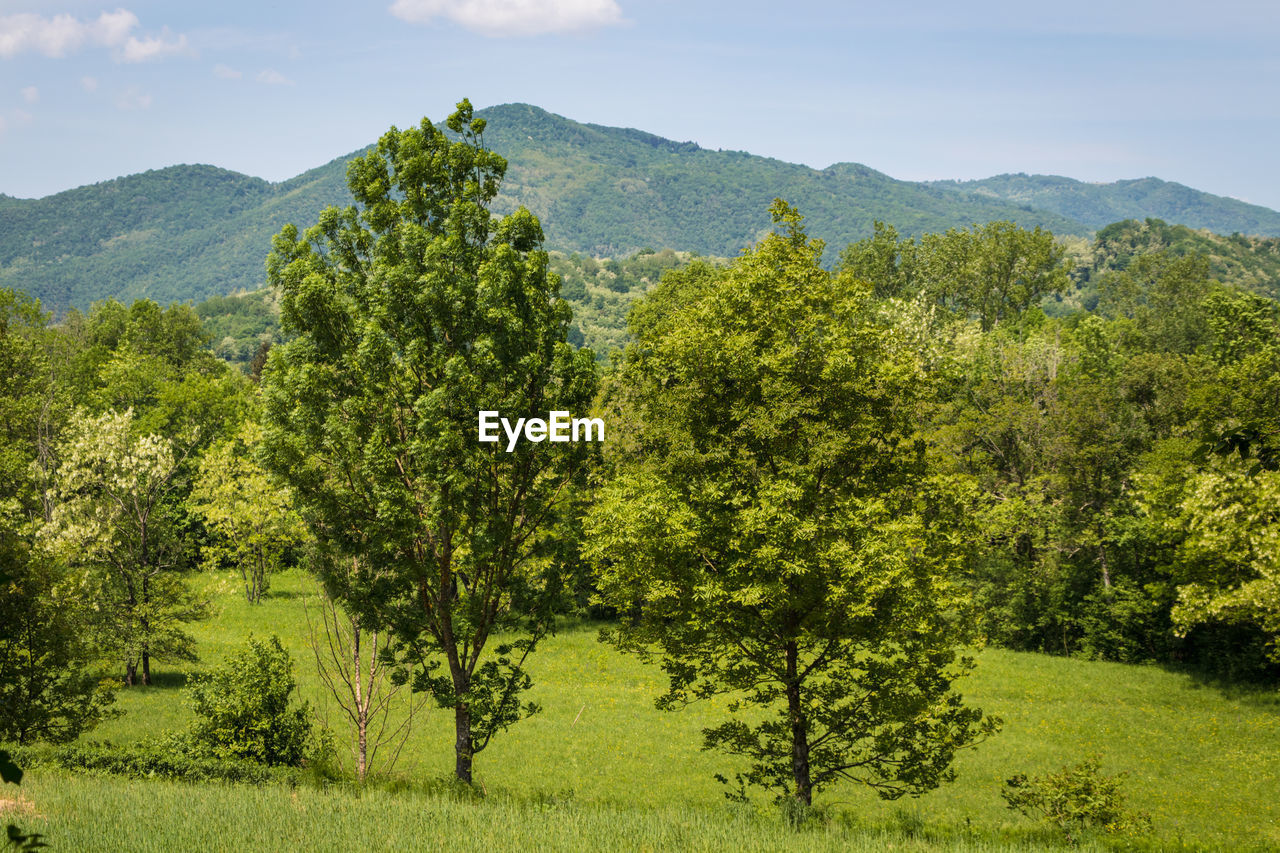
[353, 620, 367, 783]
[454, 703, 473, 784]
[141, 572, 152, 686]
[125, 659, 137, 687]
[357, 715, 368, 783]
[785, 641, 813, 806]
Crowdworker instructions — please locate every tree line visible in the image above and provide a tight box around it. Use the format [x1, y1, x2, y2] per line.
[1, 100, 1278, 815]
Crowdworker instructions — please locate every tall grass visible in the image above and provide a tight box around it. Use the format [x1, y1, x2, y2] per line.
[18, 773, 1116, 852]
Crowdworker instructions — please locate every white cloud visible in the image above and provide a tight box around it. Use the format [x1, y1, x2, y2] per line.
[0, 9, 137, 58]
[0, 9, 190, 62]
[80, 75, 98, 92]
[256, 68, 293, 85]
[93, 9, 139, 47]
[388, 0, 624, 37]
[120, 29, 190, 63]
[20, 85, 38, 103]
[114, 87, 152, 110]
[11, 109, 32, 126]
[213, 63, 242, 79]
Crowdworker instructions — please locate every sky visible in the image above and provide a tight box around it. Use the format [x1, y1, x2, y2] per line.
[1, 0, 1278, 210]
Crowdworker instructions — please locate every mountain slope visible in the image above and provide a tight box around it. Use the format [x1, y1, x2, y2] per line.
[929, 173, 1280, 236]
[1, 104, 1278, 311]
[471, 103, 1089, 256]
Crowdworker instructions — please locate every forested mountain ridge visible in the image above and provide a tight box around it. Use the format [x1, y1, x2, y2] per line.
[4, 103, 1279, 312]
[929, 173, 1280, 236]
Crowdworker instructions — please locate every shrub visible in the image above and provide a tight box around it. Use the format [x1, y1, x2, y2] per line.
[6, 741, 290, 785]
[185, 635, 312, 767]
[1002, 756, 1152, 843]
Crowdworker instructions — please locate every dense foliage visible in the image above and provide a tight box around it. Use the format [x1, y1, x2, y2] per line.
[259, 100, 598, 785]
[588, 202, 997, 807]
[195, 289, 284, 371]
[1087, 217, 1280, 301]
[0, 290, 116, 745]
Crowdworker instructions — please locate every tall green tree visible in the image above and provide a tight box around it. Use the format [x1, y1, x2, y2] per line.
[260, 100, 597, 784]
[0, 288, 115, 742]
[586, 201, 996, 808]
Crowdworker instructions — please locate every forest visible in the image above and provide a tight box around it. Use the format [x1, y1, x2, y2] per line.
[2, 100, 1280, 851]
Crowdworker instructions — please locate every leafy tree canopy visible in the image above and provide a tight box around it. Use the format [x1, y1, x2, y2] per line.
[260, 99, 598, 784]
[587, 201, 997, 807]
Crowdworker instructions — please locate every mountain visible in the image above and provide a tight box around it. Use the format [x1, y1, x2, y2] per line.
[928, 173, 1280, 236]
[2, 104, 1278, 312]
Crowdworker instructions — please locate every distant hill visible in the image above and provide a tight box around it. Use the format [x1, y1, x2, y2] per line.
[1082, 218, 1280, 300]
[928, 173, 1280, 236]
[2, 104, 1279, 312]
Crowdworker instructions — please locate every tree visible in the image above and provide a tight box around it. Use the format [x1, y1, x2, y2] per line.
[1151, 458, 1280, 659]
[922, 222, 1070, 331]
[838, 220, 918, 300]
[0, 543, 116, 745]
[842, 221, 1070, 330]
[0, 289, 115, 744]
[191, 420, 304, 603]
[260, 99, 598, 784]
[77, 298, 250, 467]
[928, 314, 1158, 659]
[41, 408, 207, 685]
[306, 559, 424, 782]
[586, 201, 996, 808]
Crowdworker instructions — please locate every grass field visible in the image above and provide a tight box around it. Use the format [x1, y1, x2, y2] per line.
[9, 568, 1280, 851]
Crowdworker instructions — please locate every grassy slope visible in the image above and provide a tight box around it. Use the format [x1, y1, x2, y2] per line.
[12, 568, 1277, 850]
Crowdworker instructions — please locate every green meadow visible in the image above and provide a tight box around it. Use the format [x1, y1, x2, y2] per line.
[10, 568, 1280, 851]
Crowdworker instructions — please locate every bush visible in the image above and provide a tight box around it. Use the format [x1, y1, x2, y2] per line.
[5, 741, 296, 786]
[185, 635, 313, 767]
[1002, 756, 1152, 843]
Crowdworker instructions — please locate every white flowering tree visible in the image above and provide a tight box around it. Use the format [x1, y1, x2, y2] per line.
[42, 409, 206, 685]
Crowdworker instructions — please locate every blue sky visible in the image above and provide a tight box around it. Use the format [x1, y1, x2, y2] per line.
[2, 0, 1278, 210]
